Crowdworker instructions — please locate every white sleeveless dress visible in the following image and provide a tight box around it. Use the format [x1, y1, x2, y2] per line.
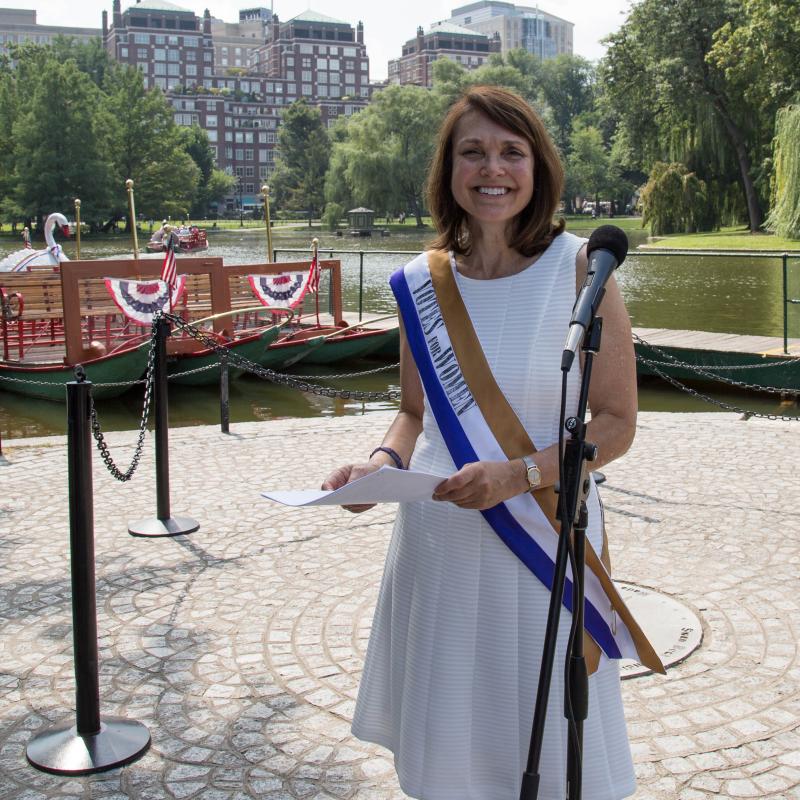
[351, 232, 636, 800]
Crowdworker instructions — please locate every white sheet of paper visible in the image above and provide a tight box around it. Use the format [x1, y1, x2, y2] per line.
[262, 465, 451, 507]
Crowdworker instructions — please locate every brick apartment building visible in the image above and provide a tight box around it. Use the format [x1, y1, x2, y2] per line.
[388, 21, 501, 87]
[102, 1, 370, 213]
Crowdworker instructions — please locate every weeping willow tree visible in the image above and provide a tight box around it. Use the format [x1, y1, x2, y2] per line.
[766, 106, 800, 239]
[640, 162, 715, 236]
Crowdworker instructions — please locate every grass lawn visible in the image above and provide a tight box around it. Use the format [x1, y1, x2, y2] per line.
[643, 226, 800, 251]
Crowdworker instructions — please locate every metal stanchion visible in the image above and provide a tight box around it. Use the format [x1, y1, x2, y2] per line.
[219, 352, 230, 434]
[128, 318, 199, 537]
[26, 374, 150, 775]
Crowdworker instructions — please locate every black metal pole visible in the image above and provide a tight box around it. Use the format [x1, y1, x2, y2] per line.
[359, 251, 364, 322]
[521, 321, 601, 800]
[128, 317, 199, 538]
[783, 253, 788, 354]
[220, 352, 230, 434]
[26, 376, 151, 775]
[154, 317, 171, 520]
[67, 378, 101, 735]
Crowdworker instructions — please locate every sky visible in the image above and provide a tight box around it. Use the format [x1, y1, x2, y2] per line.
[3, 0, 634, 80]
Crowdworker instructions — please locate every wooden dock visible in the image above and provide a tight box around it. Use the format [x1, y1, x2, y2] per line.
[347, 314, 800, 394]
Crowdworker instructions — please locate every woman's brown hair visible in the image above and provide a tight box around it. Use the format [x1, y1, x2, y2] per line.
[427, 85, 565, 257]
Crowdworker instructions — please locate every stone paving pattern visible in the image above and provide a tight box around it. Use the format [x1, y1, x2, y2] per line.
[0, 410, 798, 799]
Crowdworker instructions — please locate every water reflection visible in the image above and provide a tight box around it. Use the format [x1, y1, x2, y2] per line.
[3, 223, 799, 440]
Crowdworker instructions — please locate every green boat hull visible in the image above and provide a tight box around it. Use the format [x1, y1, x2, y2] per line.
[167, 326, 281, 386]
[0, 344, 149, 402]
[634, 341, 800, 393]
[258, 334, 327, 370]
[301, 328, 398, 365]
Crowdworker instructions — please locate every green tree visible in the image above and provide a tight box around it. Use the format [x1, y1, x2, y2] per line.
[180, 124, 235, 216]
[766, 106, 800, 239]
[10, 59, 113, 229]
[640, 162, 714, 235]
[104, 65, 200, 224]
[567, 122, 610, 208]
[602, 0, 765, 232]
[540, 55, 595, 155]
[326, 85, 443, 226]
[50, 36, 111, 88]
[270, 100, 330, 225]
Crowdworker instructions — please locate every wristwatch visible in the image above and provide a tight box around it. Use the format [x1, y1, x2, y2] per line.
[521, 454, 542, 493]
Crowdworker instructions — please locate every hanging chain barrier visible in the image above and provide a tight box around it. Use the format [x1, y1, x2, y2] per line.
[88, 320, 158, 482]
[632, 332, 800, 396]
[157, 312, 401, 402]
[633, 334, 800, 422]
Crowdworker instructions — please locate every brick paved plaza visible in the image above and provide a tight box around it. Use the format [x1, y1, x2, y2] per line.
[0, 411, 798, 799]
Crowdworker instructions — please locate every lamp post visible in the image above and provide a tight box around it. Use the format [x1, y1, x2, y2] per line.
[237, 179, 243, 227]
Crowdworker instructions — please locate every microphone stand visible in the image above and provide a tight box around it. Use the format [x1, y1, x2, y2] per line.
[520, 316, 603, 800]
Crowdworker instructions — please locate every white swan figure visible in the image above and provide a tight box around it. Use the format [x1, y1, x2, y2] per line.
[0, 213, 71, 272]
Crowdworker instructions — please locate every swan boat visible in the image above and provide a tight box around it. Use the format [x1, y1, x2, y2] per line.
[0, 213, 70, 272]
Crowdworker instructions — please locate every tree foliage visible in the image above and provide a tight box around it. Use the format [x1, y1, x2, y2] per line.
[766, 106, 800, 239]
[640, 162, 714, 235]
[601, 0, 766, 232]
[104, 65, 199, 223]
[325, 85, 443, 226]
[270, 100, 330, 223]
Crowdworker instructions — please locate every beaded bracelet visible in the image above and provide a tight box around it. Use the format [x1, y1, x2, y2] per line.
[369, 446, 405, 470]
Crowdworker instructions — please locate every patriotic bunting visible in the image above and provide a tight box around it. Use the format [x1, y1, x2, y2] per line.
[248, 272, 310, 309]
[104, 276, 187, 325]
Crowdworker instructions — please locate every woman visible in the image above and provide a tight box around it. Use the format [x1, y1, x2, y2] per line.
[323, 86, 655, 799]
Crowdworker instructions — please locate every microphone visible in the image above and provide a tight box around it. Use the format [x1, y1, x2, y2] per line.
[561, 225, 628, 371]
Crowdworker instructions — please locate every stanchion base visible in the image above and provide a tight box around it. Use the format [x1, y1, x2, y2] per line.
[26, 716, 150, 775]
[127, 515, 199, 538]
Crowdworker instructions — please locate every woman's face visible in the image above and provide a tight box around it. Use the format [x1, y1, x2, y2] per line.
[450, 109, 534, 232]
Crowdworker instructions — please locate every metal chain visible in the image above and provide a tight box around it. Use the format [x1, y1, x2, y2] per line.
[289, 362, 400, 380]
[160, 312, 401, 401]
[632, 332, 800, 396]
[635, 351, 800, 421]
[89, 322, 158, 481]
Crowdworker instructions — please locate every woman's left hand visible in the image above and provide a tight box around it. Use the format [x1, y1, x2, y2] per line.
[432, 460, 525, 510]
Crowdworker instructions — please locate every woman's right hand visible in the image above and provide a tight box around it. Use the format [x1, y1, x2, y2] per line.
[322, 461, 381, 513]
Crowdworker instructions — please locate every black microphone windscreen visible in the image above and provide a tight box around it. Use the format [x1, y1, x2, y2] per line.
[586, 225, 628, 267]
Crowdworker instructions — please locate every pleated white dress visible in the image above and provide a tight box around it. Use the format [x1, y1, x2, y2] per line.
[351, 232, 636, 800]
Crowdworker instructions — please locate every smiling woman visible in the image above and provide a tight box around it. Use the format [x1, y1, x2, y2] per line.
[323, 86, 646, 800]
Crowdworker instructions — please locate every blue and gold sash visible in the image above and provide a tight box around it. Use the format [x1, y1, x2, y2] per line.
[391, 250, 664, 675]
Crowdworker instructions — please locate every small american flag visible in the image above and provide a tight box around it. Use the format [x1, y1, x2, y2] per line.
[161, 232, 177, 309]
[308, 249, 320, 293]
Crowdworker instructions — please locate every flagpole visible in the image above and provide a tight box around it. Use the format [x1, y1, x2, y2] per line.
[126, 178, 139, 261]
[74, 198, 81, 260]
[312, 237, 320, 326]
[262, 184, 273, 262]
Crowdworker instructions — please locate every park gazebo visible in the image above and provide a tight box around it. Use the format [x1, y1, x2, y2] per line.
[347, 207, 375, 237]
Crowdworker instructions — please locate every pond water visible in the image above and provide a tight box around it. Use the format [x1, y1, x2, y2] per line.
[2, 222, 799, 441]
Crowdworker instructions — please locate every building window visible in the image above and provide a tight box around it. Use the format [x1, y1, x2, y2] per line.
[183, 36, 199, 47]
[245, 167, 254, 177]
[301, 70, 312, 82]
[225, 146, 233, 158]
[155, 35, 165, 44]
[186, 65, 197, 76]
[245, 183, 254, 193]
[329, 58, 340, 70]
[204, 51, 212, 61]
[207, 130, 217, 142]
[168, 49, 179, 61]
[245, 148, 254, 160]
[137, 62, 149, 73]
[154, 77, 167, 89]
[167, 63, 180, 76]
[302, 84, 312, 96]
[137, 48, 148, 59]
[206, 114, 217, 127]
[345, 72, 355, 83]
[316, 58, 327, 70]
[235, 148, 243, 160]
[120, 47, 128, 57]
[154, 62, 166, 75]
[186, 50, 196, 61]
[134, 34, 150, 44]
[154, 48, 165, 60]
